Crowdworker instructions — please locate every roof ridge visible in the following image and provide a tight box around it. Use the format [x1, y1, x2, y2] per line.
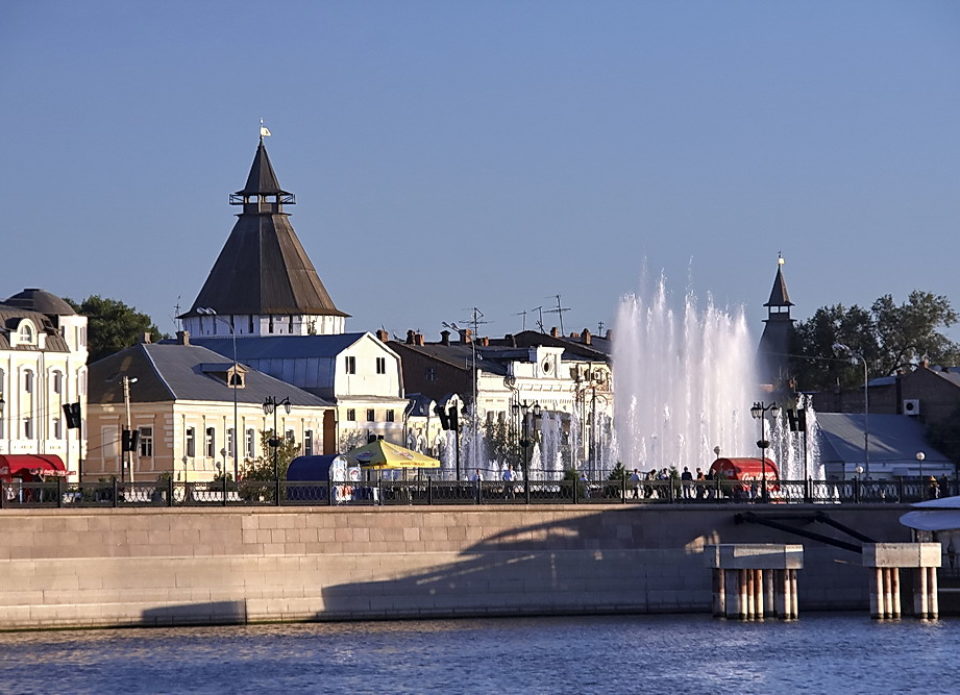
[142, 344, 178, 400]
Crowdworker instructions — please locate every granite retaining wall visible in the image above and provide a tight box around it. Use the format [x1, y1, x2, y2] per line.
[0, 504, 912, 629]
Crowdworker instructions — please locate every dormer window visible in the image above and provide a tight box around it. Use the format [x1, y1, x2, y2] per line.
[228, 366, 245, 389]
[18, 321, 35, 345]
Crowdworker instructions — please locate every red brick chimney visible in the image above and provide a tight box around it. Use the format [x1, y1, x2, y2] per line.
[459, 328, 472, 344]
[479, 337, 490, 347]
[177, 330, 190, 346]
[550, 327, 559, 338]
[376, 329, 390, 342]
[581, 329, 592, 345]
[414, 333, 425, 346]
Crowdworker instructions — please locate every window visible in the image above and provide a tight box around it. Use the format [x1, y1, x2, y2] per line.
[346, 409, 356, 422]
[19, 322, 34, 344]
[288, 315, 294, 332]
[23, 417, 33, 439]
[376, 357, 386, 374]
[205, 427, 216, 458]
[385, 410, 395, 423]
[345, 356, 356, 374]
[24, 370, 34, 393]
[425, 367, 438, 383]
[53, 418, 63, 440]
[486, 411, 495, 426]
[366, 409, 375, 422]
[246, 428, 256, 459]
[285, 428, 295, 444]
[227, 428, 235, 457]
[304, 429, 315, 456]
[186, 427, 196, 457]
[268, 315, 274, 333]
[139, 426, 154, 456]
[52, 371, 63, 395]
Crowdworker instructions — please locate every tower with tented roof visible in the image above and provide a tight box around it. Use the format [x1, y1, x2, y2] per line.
[758, 254, 796, 388]
[179, 134, 348, 339]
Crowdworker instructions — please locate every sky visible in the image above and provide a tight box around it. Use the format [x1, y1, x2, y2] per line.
[2, 1, 959, 343]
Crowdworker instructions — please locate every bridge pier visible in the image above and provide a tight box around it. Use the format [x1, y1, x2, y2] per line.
[863, 543, 941, 619]
[705, 544, 803, 620]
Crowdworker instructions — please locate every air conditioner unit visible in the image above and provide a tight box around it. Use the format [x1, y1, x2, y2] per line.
[903, 399, 921, 416]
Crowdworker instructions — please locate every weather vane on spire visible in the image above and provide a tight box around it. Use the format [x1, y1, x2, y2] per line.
[778, 251, 785, 266]
[259, 118, 271, 139]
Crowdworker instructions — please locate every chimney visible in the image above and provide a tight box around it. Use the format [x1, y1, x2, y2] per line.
[440, 330, 451, 346]
[414, 333, 425, 346]
[504, 333, 517, 347]
[140, 332, 152, 344]
[376, 329, 389, 342]
[605, 329, 613, 341]
[550, 327, 559, 338]
[177, 330, 191, 346]
[459, 328, 472, 344]
[581, 329, 592, 345]
[406, 329, 416, 345]
[920, 358, 930, 369]
[479, 337, 490, 347]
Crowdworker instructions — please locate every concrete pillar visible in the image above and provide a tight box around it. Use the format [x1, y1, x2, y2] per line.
[764, 569, 775, 617]
[863, 543, 940, 620]
[712, 568, 725, 617]
[788, 568, 798, 619]
[705, 544, 803, 622]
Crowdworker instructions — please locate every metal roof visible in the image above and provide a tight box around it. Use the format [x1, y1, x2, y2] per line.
[192, 333, 367, 361]
[235, 138, 291, 196]
[764, 266, 793, 307]
[815, 412, 950, 466]
[88, 343, 331, 407]
[3, 288, 76, 316]
[0, 306, 70, 352]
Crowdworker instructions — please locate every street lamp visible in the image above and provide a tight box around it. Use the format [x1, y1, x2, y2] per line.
[916, 451, 925, 478]
[833, 343, 869, 478]
[263, 396, 291, 480]
[512, 400, 541, 501]
[198, 307, 240, 481]
[750, 401, 781, 502]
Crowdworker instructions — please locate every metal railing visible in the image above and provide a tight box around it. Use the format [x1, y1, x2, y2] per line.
[0, 476, 953, 509]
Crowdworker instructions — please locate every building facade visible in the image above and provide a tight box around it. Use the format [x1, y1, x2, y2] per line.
[0, 289, 88, 480]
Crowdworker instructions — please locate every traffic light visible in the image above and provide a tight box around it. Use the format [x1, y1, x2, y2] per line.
[121, 429, 140, 452]
[434, 405, 459, 431]
[63, 402, 82, 429]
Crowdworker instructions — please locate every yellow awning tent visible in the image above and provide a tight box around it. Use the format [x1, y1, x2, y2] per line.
[343, 440, 441, 469]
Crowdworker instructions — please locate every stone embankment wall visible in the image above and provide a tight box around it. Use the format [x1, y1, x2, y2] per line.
[0, 504, 911, 629]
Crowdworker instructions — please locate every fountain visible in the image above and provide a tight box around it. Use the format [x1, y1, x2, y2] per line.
[613, 273, 760, 475]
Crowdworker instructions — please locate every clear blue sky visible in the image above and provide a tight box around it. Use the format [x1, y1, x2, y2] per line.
[2, 1, 958, 342]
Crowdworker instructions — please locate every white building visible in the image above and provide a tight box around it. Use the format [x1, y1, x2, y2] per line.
[0, 289, 88, 481]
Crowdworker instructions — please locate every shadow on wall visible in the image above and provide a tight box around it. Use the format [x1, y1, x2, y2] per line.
[141, 601, 247, 626]
[315, 507, 896, 620]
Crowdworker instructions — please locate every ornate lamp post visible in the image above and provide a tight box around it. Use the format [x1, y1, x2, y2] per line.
[262, 396, 291, 480]
[512, 400, 541, 502]
[750, 401, 780, 502]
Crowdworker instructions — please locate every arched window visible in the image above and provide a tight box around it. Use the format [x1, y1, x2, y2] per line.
[18, 322, 34, 344]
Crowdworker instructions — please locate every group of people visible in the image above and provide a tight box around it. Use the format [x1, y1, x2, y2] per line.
[627, 466, 717, 501]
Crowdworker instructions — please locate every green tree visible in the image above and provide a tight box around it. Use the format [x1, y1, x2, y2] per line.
[242, 430, 301, 481]
[67, 295, 166, 363]
[482, 419, 523, 470]
[791, 291, 960, 392]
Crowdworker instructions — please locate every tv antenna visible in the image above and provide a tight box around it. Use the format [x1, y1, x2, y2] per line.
[530, 305, 545, 333]
[545, 294, 571, 336]
[513, 309, 527, 331]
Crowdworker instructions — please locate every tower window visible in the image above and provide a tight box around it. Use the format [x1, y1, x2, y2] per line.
[376, 357, 386, 374]
[345, 356, 356, 374]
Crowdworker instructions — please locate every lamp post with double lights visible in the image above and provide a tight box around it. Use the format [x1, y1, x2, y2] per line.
[512, 400, 541, 502]
[198, 307, 240, 481]
[750, 401, 780, 502]
[262, 396, 291, 481]
[833, 343, 869, 478]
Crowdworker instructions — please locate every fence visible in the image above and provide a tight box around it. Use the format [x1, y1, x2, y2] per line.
[0, 475, 954, 509]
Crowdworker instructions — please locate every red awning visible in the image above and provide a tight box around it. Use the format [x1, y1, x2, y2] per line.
[709, 457, 780, 481]
[0, 454, 69, 479]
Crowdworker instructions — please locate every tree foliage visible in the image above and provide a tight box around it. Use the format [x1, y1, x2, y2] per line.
[67, 295, 166, 363]
[241, 430, 301, 481]
[791, 291, 960, 391]
[482, 420, 523, 470]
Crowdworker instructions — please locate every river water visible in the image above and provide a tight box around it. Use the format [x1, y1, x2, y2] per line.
[0, 614, 953, 694]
